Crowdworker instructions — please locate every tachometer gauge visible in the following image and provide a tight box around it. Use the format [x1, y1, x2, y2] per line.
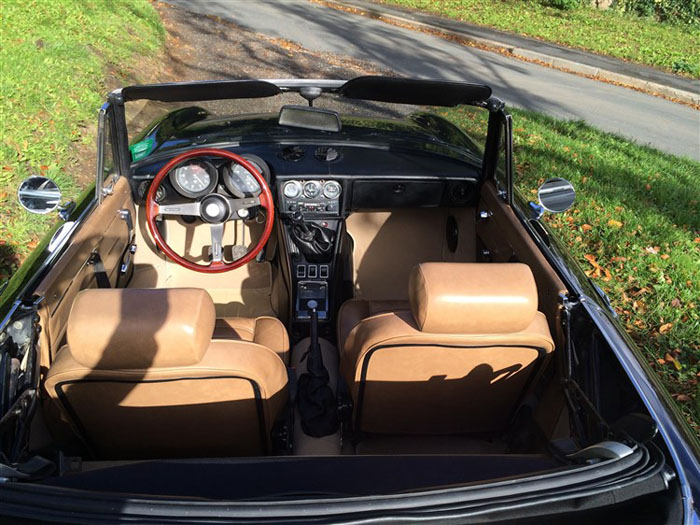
[223, 154, 269, 198]
[169, 160, 217, 198]
[225, 162, 262, 198]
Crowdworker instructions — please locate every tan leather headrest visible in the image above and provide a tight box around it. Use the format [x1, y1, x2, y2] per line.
[409, 263, 538, 334]
[67, 288, 216, 369]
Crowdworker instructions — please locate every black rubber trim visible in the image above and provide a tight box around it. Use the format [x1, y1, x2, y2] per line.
[355, 343, 547, 436]
[0, 444, 665, 523]
[54, 375, 267, 457]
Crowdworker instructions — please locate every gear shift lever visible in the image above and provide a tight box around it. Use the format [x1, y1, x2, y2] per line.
[308, 300, 319, 346]
[288, 213, 335, 263]
[296, 300, 339, 437]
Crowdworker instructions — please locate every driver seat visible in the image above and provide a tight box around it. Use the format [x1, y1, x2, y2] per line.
[44, 288, 289, 459]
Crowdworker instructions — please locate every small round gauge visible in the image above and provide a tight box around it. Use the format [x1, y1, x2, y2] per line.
[303, 181, 321, 199]
[169, 160, 217, 198]
[282, 181, 302, 199]
[225, 162, 261, 197]
[322, 180, 341, 199]
[138, 180, 167, 202]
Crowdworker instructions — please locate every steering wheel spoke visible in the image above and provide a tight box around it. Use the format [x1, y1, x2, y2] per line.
[228, 196, 260, 220]
[157, 202, 201, 217]
[209, 222, 225, 263]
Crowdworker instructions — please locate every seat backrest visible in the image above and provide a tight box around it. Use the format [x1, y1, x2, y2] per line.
[44, 288, 288, 459]
[340, 263, 555, 436]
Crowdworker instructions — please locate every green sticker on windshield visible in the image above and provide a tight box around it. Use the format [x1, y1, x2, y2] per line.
[129, 137, 155, 161]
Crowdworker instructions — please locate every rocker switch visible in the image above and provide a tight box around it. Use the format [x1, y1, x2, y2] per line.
[308, 265, 318, 279]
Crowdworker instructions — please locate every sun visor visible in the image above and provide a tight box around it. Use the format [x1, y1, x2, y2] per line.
[339, 76, 492, 107]
[122, 80, 282, 102]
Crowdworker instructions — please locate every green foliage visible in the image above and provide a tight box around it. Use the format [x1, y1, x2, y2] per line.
[378, 0, 700, 77]
[0, 0, 165, 280]
[615, 0, 700, 24]
[540, 0, 584, 11]
[441, 105, 700, 431]
[672, 59, 700, 76]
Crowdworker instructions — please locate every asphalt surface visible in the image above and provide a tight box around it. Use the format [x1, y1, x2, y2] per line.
[168, 0, 699, 160]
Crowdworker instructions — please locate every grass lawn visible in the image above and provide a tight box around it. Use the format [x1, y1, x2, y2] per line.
[0, 0, 165, 281]
[376, 0, 700, 77]
[441, 105, 700, 429]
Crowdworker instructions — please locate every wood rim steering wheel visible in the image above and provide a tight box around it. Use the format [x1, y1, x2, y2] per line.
[145, 148, 275, 273]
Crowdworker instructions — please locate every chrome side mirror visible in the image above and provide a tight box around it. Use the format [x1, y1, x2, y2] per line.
[537, 177, 576, 213]
[17, 176, 62, 215]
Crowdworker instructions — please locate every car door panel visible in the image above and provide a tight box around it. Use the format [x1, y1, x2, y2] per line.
[34, 176, 134, 368]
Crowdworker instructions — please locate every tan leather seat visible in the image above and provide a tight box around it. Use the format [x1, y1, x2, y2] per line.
[337, 299, 410, 350]
[44, 288, 288, 459]
[338, 263, 555, 437]
[214, 316, 289, 364]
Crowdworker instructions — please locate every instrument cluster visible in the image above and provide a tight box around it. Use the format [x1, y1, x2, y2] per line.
[279, 179, 343, 215]
[136, 154, 270, 203]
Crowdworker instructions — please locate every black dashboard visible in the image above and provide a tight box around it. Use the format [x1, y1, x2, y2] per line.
[130, 143, 481, 216]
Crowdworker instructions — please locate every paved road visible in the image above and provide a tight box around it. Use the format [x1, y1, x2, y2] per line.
[169, 0, 699, 160]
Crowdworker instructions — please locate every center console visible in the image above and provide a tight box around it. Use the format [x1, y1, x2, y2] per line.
[278, 179, 345, 326]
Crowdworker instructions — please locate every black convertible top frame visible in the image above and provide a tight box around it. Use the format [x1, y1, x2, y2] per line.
[111, 76, 506, 188]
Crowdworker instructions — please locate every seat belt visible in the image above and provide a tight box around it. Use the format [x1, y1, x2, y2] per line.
[88, 252, 111, 288]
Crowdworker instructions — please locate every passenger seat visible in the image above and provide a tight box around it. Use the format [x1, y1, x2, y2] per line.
[337, 263, 555, 441]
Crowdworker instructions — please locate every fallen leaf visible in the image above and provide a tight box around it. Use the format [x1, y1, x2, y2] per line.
[608, 219, 623, 228]
[645, 246, 660, 254]
[657, 358, 666, 365]
[675, 394, 691, 403]
[581, 224, 593, 232]
[660, 254, 670, 260]
[671, 298, 682, 308]
[659, 323, 673, 334]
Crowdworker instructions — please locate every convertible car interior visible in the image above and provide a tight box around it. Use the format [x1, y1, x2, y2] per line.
[0, 77, 688, 522]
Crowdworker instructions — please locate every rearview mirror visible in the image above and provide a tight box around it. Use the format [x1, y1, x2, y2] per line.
[537, 177, 575, 213]
[17, 176, 62, 215]
[279, 105, 341, 132]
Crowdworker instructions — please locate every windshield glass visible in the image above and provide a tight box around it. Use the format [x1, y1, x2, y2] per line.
[124, 91, 484, 165]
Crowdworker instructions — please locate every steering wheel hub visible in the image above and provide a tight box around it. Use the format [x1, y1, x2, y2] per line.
[200, 194, 230, 223]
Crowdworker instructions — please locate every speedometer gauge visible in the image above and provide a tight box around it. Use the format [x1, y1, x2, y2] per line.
[169, 160, 217, 198]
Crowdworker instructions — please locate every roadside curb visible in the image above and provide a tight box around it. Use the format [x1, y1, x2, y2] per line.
[322, 0, 700, 106]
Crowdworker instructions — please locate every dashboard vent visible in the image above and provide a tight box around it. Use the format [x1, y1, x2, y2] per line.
[280, 145, 305, 162]
[314, 146, 340, 162]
